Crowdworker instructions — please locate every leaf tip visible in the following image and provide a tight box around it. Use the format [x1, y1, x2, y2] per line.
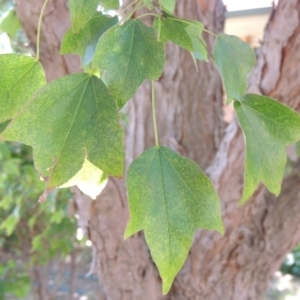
[238, 192, 251, 207]
[123, 228, 131, 240]
[162, 278, 173, 295]
[218, 223, 225, 237]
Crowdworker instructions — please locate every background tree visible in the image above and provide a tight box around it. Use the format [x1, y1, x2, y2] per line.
[13, 0, 300, 299]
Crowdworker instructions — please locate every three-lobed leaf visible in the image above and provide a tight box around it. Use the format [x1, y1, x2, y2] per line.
[125, 146, 223, 294]
[93, 19, 165, 107]
[61, 12, 118, 67]
[234, 94, 300, 204]
[0, 54, 46, 123]
[213, 34, 256, 104]
[153, 15, 207, 62]
[1, 73, 124, 195]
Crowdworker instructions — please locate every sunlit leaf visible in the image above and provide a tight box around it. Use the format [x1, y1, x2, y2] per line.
[0, 9, 21, 38]
[60, 158, 108, 199]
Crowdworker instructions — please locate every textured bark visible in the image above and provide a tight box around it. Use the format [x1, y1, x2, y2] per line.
[15, 0, 300, 299]
[16, 0, 80, 81]
[89, 1, 226, 299]
[171, 1, 300, 299]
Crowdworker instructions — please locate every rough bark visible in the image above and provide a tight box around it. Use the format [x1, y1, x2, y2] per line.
[15, 0, 300, 299]
[170, 1, 300, 299]
[16, 0, 80, 81]
[89, 1, 226, 299]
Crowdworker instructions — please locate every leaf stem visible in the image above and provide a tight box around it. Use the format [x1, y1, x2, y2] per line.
[137, 13, 159, 19]
[203, 28, 217, 37]
[152, 81, 159, 147]
[122, 2, 144, 22]
[118, 0, 140, 16]
[36, 0, 49, 61]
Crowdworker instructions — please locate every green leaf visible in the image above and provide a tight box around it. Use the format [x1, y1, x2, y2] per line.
[125, 146, 223, 294]
[153, 15, 207, 61]
[0, 209, 19, 236]
[0, 54, 46, 123]
[1, 73, 125, 194]
[31, 234, 43, 251]
[69, 0, 99, 32]
[0, 195, 13, 210]
[213, 34, 256, 104]
[8, 277, 30, 298]
[161, 0, 176, 12]
[234, 94, 300, 205]
[60, 158, 108, 199]
[185, 25, 208, 62]
[93, 19, 165, 107]
[61, 12, 118, 67]
[99, 0, 119, 10]
[142, 0, 153, 10]
[50, 209, 65, 224]
[0, 9, 21, 38]
[69, 0, 119, 33]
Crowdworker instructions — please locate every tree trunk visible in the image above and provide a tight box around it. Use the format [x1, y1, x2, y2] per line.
[16, 0, 80, 81]
[15, 0, 300, 299]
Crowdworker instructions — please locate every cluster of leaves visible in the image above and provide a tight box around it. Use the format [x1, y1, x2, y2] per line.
[1, 0, 300, 294]
[0, 141, 77, 298]
[0, 260, 30, 300]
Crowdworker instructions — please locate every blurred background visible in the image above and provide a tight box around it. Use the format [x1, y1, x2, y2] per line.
[0, 0, 300, 299]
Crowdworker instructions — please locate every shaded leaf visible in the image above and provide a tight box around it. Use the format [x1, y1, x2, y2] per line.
[0, 54, 46, 123]
[93, 19, 165, 107]
[125, 146, 223, 294]
[61, 12, 118, 67]
[69, 0, 99, 32]
[60, 158, 108, 199]
[1, 73, 124, 194]
[100, 0, 119, 10]
[153, 15, 207, 61]
[234, 94, 300, 204]
[213, 34, 256, 104]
